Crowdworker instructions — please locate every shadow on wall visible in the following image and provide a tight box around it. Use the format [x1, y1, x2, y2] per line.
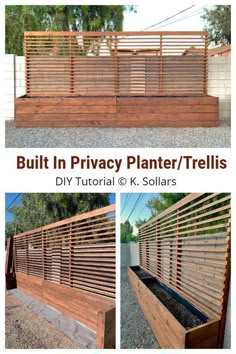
[121, 242, 139, 281]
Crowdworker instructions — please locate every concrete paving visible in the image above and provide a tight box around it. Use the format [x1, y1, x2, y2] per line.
[5, 291, 79, 349]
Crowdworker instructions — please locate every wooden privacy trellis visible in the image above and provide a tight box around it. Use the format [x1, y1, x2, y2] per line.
[24, 31, 208, 96]
[129, 193, 230, 348]
[6, 205, 116, 349]
[15, 31, 219, 127]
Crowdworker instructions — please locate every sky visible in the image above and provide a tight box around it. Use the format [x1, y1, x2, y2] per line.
[121, 193, 160, 235]
[5, 193, 115, 223]
[5, 193, 22, 222]
[123, 3, 211, 32]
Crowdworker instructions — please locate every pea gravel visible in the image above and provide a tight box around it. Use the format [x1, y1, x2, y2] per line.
[5, 292, 78, 349]
[121, 280, 160, 349]
[5, 121, 230, 148]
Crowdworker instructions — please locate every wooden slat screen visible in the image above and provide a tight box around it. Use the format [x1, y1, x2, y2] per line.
[24, 31, 208, 96]
[138, 193, 231, 318]
[14, 204, 116, 299]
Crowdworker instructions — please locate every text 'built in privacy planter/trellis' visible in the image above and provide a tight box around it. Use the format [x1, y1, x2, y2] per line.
[15, 31, 219, 127]
[128, 193, 231, 348]
[5, 205, 116, 349]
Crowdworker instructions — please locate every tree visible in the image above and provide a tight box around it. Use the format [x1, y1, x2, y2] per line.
[121, 220, 134, 243]
[135, 193, 189, 228]
[5, 193, 109, 242]
[146, 193, 189, 217]
[201, 6, 231, 45]
[135, 217, 148, 229]
[5, 5, 135, 55]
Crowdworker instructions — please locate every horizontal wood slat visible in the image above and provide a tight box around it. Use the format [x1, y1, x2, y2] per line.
[24, 31, 208, 97]
[138, 193, 231, 319]
[14, 205, 116, 299]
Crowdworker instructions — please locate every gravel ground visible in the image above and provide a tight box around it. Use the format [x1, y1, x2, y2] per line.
[5, 292, 78, 349]
[5, 120, 230, 148]
[121, 280, 160, 349]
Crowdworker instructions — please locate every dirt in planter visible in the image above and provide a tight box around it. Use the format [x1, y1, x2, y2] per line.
[134, 269, 152, 279]
[147, 282, 204, 329]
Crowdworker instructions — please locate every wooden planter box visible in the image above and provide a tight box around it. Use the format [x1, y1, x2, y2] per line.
[15, 272, 115, 349]
[128, 266, 220, 349]
[15, 95, 219, 128]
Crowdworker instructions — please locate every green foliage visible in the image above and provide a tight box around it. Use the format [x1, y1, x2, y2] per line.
[201, 6, 231, 45]
[5, 5, 135, 55]
[5, 193, 109, 242]
[130, 235, 138, 242]
[146, 193, 189, 217]
[135, 217, 148, 229]
[135, 193, 188, 229]
[121, 220, 134, 243]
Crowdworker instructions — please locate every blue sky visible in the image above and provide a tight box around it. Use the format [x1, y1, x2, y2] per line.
[5, 193, 115, 223]
[121, 193, 160, 235]
[5, 193, 22, 222]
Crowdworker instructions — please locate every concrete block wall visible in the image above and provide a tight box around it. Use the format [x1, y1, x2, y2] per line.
[4, 55, 15, 119]
[208, 56, 231, 125]
[4, 55, 231, 124]
[120, 244, 130, 281]
[15, 56, 25, 97]
[4, 55, 25, 119]
[130, 242, 139, 266]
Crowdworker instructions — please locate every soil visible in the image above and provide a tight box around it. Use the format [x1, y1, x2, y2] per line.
[147, 282, 204, 329]
[134, 268, 152, 279]
[133, 267, 205, 329]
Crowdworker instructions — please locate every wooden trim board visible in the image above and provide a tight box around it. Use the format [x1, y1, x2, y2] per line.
[15, 95, 219, 128]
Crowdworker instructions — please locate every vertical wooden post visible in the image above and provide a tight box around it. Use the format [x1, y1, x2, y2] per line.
[159, 34, 163, 94]
[5, 237, 16, 290]
[156, 220, 161, 277]
[13, 237, 16, 274]
[96, 308, 115, 349]
[114, 35, 118, 96]
[42, 230, 45, 280]
[204, 33, 208, 95]
[69, 223, 72, 287]
[169, 239, 173, 284]
[25, 235, 29, 275]
[146, 239, 149, 270]
[176, 209, 182, 290]
[218, 206, 231, 348]
[69, 36, 74, 94]
[24, 33, 29, 96]
[138, 229, 141, 265]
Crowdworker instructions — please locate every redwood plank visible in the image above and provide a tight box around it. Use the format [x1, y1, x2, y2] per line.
[117, 96, 218, 106]
[186, 320, 220, 348]
[16, 97, 116, 106]
[96, 308, 116, 349]
[118, 105, 218, 114]
[16, 120, 219, 128]
[17, 105, 117, 114]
